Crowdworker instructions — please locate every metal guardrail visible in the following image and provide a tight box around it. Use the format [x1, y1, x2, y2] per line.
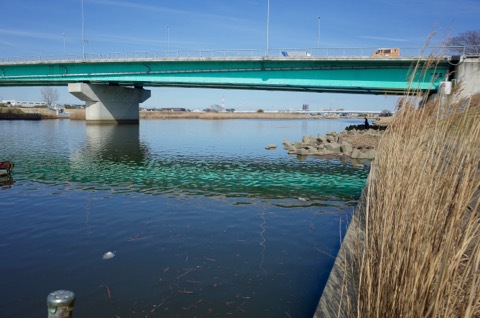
[0, 46, 476, 63]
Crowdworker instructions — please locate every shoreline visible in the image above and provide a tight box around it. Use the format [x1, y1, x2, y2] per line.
[1, 107, 393, 125]
[139, 111, 380, 120]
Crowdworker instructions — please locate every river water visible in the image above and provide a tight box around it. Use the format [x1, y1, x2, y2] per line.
[0, 118, 367, 317]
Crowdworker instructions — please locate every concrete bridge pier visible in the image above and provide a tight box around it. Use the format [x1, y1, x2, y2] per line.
[454, 56, 480, 97]
[68, 83, 151, 124]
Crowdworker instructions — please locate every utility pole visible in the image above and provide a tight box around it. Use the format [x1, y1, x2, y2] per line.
[166, 25, 170, 52]
[266, 0, 270, 56]
[81, 0, 85, 59]
[62, 33, 66, 57]
[317, 16, 320, 49]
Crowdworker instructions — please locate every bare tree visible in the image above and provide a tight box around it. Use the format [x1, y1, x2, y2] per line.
[445, 30, 480, 55]
[41, 87, 59, 107]
[204, 104, 224, 112]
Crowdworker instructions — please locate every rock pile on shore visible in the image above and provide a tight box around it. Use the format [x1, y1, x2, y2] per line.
[283, 127, 385, 160]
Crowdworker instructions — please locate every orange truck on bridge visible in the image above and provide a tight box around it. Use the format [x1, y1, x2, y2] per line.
[371, 48, 400, 57]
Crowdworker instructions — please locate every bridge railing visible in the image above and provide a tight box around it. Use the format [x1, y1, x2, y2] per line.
[0, 46, 474, 63]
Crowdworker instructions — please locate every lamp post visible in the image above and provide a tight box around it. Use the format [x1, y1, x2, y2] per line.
[62, 33, 66, 57]
[81, 0, 85, 59]
[317, 16, 320, 49]
[166, 25, 170, 52]
[266, 0, 270, 56]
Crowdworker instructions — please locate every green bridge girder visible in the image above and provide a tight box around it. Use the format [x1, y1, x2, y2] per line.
[0, 56, 450, 95]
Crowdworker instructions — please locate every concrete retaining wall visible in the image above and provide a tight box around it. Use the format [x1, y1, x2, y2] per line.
[313, 186, 367, 317]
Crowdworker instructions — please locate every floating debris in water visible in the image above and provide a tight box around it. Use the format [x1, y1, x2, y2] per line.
[102, 251, 116, 260]
[298, 197, 308, 202]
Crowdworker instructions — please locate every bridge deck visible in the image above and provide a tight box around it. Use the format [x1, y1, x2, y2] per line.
[0, 56, 451, 95]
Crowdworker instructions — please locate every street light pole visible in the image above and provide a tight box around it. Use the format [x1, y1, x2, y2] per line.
[81, 0, 85, 59]
[266, 0, 270, 56]
[62, 33, 66, 57]
[166, 25, 170, 52]
[317, 16, 320, 49]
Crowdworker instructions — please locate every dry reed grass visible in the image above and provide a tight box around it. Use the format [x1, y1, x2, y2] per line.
[67, 109, 86, 120]
[0, 107, 41, 120]
[344, 57, 480, 317]
[62, 109, 358, 120]
[140, 111, 338, 120]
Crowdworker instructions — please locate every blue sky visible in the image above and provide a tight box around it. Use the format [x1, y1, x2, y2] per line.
[0, 0, 478, 111]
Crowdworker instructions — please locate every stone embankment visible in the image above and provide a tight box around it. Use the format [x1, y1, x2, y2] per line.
[283, 125, 386, 161]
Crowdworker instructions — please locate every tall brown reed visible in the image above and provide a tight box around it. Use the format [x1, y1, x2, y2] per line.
[348, 60, 480, 317]
[67, 109, 86, 120]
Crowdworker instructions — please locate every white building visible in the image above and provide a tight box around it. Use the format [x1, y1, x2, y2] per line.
[1, 100, 46, 107]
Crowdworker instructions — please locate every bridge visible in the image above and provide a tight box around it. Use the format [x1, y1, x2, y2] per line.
[0, 48, 473, 124]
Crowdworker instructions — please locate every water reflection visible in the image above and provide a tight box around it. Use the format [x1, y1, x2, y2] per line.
[0, 175, 14, 188]
[0, 119, 367, 317]
[0, 161, 15, 189]
[61, 124, 368, 200]
[3, 119, 368, 200]
[83, 124, 149, 164]
[302, 120, 309, 136]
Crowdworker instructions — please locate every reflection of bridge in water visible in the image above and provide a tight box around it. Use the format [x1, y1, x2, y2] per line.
[1, 119, 369, 199]
[81, 125, 150, 163]
[0, 47, 477, 124]
[63, 122, 368, 199]
[68, 124, 151, 189]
